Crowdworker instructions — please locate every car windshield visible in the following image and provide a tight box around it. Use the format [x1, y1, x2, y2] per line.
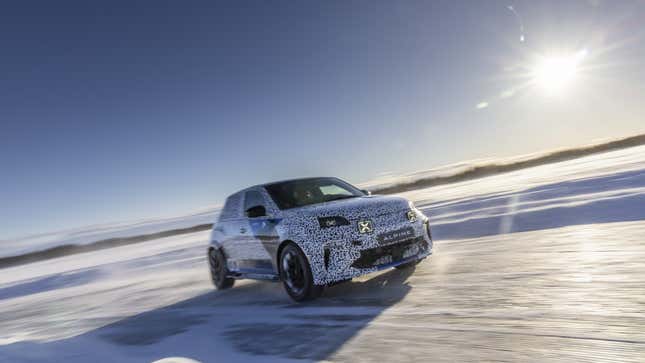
[265, 178, 365, 209]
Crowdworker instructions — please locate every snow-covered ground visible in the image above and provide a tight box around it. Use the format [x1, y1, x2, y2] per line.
[1, 145, 644, 362]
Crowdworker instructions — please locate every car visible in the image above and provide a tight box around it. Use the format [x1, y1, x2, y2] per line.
[207, 177, 433, 301]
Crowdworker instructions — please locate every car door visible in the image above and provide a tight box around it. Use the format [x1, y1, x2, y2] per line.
[216, 192, 247, 272]
[238, 189, 276, 274]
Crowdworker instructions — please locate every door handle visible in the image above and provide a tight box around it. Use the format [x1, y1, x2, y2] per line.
[240, 227, 247, 234]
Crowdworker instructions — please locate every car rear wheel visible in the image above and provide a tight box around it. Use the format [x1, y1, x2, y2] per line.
[209, 248, 235, 290]
[280, 243, 323, 302]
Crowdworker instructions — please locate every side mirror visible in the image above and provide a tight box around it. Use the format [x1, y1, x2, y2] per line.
[245, 205, 266, 218]
[361, 189, 371, 196]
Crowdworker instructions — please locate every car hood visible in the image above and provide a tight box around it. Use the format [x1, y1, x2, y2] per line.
[281, 195, 410, 220]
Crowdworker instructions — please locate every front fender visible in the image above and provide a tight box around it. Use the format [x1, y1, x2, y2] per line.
[277, 220, 328, 285]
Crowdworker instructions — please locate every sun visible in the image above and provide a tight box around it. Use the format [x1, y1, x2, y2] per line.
[532, 49, 587, 95]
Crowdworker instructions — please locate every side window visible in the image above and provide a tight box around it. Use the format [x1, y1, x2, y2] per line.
[243, 190, 265, 211]
[320, 184, 353, 196]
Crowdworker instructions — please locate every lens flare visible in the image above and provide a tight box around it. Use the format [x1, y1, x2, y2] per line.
[532, 49, 588, 94]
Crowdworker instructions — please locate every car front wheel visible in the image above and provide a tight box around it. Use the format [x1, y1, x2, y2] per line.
[280, 243, 323, 302]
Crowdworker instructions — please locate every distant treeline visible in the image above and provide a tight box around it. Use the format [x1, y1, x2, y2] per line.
[2, 133, 644, 269]
[0, 223, 213, 269]
[372, 133, 645, 194]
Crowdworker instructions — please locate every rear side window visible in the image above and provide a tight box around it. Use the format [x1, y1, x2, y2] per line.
[243, 190, 265, 211]
[218, 193, 242, 221]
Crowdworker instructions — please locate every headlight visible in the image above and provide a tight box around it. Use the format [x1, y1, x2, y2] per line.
[407, 200, 419, 222]
[406, 210, 417, 222]
[318, 216, 350, 228]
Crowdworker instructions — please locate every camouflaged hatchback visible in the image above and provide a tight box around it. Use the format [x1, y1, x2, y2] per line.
[208, 177, 433, 301]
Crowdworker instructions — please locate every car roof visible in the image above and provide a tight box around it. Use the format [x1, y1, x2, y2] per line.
[235, 176, 339, 195]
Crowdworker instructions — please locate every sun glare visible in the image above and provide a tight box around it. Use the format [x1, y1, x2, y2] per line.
[532, 49, 587, 95]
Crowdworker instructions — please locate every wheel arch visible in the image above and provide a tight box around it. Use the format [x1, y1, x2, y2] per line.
[276, 239, 314, 276]
[276, 239, 294, 276]
[208, 237, 224, 251]
[207, 242, 227, 260]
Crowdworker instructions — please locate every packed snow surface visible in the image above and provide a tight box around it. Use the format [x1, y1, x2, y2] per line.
[1, 145, 644, 362]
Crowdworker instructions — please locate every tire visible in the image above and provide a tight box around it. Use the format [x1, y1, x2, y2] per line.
[209, 248, 235, 290]
[279, 243, 323, 302]
[395, 259, 421, 270]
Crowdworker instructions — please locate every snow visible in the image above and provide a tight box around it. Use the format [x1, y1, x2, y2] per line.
[358, 137, 643, 191]
[1, 145, 645, 362]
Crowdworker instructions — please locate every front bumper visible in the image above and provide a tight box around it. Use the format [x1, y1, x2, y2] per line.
[351, 236, 430, 269]
[316, 221, 433, 285]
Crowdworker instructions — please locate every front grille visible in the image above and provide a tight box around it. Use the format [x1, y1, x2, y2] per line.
[351, 237, 428, 269]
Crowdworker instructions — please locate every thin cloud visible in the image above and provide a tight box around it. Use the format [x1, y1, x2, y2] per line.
[476, 102, 489, 109]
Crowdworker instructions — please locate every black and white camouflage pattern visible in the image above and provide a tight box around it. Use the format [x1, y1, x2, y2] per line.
[210, 184, 433, 285]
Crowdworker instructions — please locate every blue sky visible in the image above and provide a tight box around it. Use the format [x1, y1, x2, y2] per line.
[2, 0, 644, 239]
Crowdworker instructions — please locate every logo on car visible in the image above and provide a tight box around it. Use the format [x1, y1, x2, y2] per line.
[358, 220, 374, 234]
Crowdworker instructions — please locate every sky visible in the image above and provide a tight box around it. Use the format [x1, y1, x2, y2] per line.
[1, 0, 645, 239]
